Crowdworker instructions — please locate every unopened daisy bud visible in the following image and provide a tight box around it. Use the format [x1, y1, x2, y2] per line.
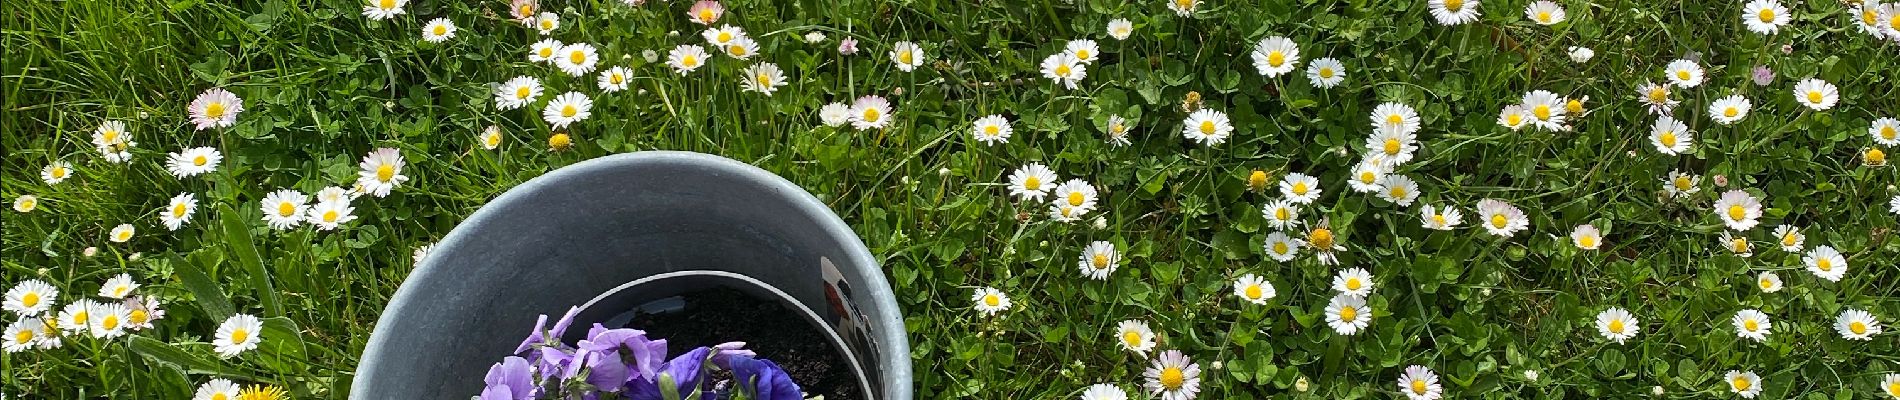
[667, 30, 679, 37]
[549, 133, 573, 150]
[1780, 44, 1792, 54]
[82, 247, 98, 257]
[1294, 376, 1310, 392]
[892, 87, 905, 96]
[1211, 360, 1224, 370]
[621, 54, 631, 60]
[1248, 170, 1268, 191]
[1091, 216, 1107, 229]
[383, 101, 394, 109]
[138, 111, 150, 119]
[127, 252, 142, 261]
[1481, 287, 1493, 296]
[804, 31, 827, 44]
[1866, 148, 1888, 167]
[1713, 175, 1729, 187]
[1524, 369, 1540, 381]
[642, 50, 659, 63]
[938, 167, 950, 176]
[1182, 91, 1203, 112]
[37, 267, 50, 276]
[1651, 386, 1664, 396]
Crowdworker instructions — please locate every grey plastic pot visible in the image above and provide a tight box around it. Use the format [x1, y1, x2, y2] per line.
[351, 151, 911, 400]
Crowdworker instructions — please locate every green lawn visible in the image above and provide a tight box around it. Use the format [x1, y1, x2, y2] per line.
[4, 0, 1898, 398]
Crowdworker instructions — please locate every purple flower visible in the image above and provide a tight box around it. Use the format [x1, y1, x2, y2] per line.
[514, 306, 581, 354]
[709, 341, 756, 370]
[838, 37, 858, 55]
[480, 356, 535, 400]
[578, 324, 670, 383]
[730, 357, 802, 400]
[627, 347, 713, 400]
[1751, 65, 1775, 86]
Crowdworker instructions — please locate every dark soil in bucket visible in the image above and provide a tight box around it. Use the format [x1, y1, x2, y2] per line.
[625, 287, 861, 400]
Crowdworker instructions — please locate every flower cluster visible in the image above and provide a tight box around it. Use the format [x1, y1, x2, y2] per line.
[479, 307, 801, 400]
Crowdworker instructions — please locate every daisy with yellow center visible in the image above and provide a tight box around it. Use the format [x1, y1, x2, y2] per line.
[1834, 309, 1881, 340]
[667, 44, 710, 75]
[362, 0, 407, 20]
[1721, 231, 1754, 258]
[99, 273, 139, 300]
[1880, 373, 1900, 398]
[3, 318, 38, 353]
[1476, 198, 1528, 237]
[1280, 172, 1322, 204]
[479, 126, 504, 150]
[40, 161, 72, 185]
[1726, 370, 1762, 398]
[1041, 53, 1087, 89]
[542, 92, 593, 129]
[1114, 320, 1155, 354]
[1167, 0, 1199, 16]
[57, 301, 97, 334]
[1144, 350, 1202, 400]
[1872, 117, 1900, 146]
[306, 199, 357, 231]
[1419, 204, 1462, 230]
[1104, 114, 1132, 147]
[1325, 293, 1371, 335]
[1803, 245, 1847, 282]
[1497, 105, 1530, 130]
[13, 195, 37, 213]
[1376, 174, 1420, 207]
[1661, 170, 1701, 199]
[1251, 36, 1300, 77]
[1742, 0, 1790, 34]
[89, 302, 131, 339]
[548, 132, 573, 151]
[1307, 57, 1346, 88]
[1077, 241, 1120, 280]
[1398, 365, 1444, 400]
[1261, 199, 1301, 230]
[1570, 224, 1602, 250]
[1665, 59, 1704, 88]
[194, 379, 241, 400]
[1712, 189, 1762, 231]
[1792, 78, 1838, 110]
[1233, 274, 1275, 304]
[1307, 220, 1345, 265]
[1332, 268, 1373, 297]
[1262, 232, 1303, 262]
[1525, 0, 1566, 25]
[890, 41, 925, 72]
[1755, 271, 1783, 293]
[1636, 81, 1679, 115]
[1596, 307, 1638, 343]
[421, 18, 456, 43]
[1709, 94, 1751, 125]
[1429, 0, 1481, 25]
[535, 12, 560, 34]
[1733, 309, 1772, 342]
[214, 314, 264, 358]
[701, 25, 746, 47]
[1107, 19, 1134, 40]
[4, 279, 58, 316]
[1348, 160, 1388, 193]
[1007, 163, 1059, 202]
[1770, 225, 1804, 252]
[165, 147, 223, 178]
[554, 43, 599, 76]
[971, 287, 1010, 316]
[849, 95, 895, 131]
[687, 0, 723, 25]
[160, 193, 198, 231]
[1180, 108, 1233, 146]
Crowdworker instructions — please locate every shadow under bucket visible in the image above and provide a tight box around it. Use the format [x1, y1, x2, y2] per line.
[351, 151, 912, 399]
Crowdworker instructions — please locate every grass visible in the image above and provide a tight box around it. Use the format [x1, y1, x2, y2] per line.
[3, 0, 1898, 398]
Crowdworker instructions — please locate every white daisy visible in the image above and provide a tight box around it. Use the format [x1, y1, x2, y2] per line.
[495, 76, 542, 110]
[1081, 383, 1128, 400]
[1180, 108, 1233, 146]
[598, 66, 633, 92]
[1567, 46, 1594, 63]
[1306, 57, 1346, 88]
[165, 147, 222, 178]
[1429, 0, 1482, 25]
[1804, 245, 1848, 282]
[421, 18, 456, 43]
[1756, 271, 1783, 292]
[1526, 1, 1566, 25]
[1835, 309, 1881, 340]
[1053, 179, 1100, 212]
[362, 0, 406, 20]
[194, 379, 241, 400]
[1650, 115, 1694, 155]
[1712, 189, 1763, 231]
[1280, 173, 1322, 204]
[1167, 0, 1200, 16]
[39, 161, 72, 185]
[126, 296, 165, 331]
[1332, 268, 1374, 297]
[1107, 19, 1134, 40]
[1881, 373, 1900, 399]
[687, 0, 723, 25]
[721, 37, 759, 60]
[849, 95, 895, 131]
[972, 287, 1010, 316]
[1262, 231, 1303, 262]
[1261, 199, 1301, 230]
[1742, 0, 1791, 35]
[92, 120, 133, 161]
[1347, 160, 1387, 193]
[3, 279, 57, 316]
[1250, 36, 1300, 77]
[316, 186, 353, 204]
[1306, 223, 1342, 263]
[702, 25, 747, 47]
[188, 88, 243, 130]
[972, 114, 1012, 145]
[1571, 224, 1603, 250]
[1144, 350, 1202, 400]
[3, 318, 37, 353]
[1065, 39, 1101, 64]
[57, 300, 98, 334]
[1665, 59, 1705, 88]
[554, 43, 599, 76]
[213, 313, 263, 358]
[1476, 198, 1529, 237]
[535, 12, 559, 34]
[1365, 129, 1418, 167]
[1233, 274, 1276, 305]
[88, 302, 130, 339]
[1727, 370, 1763, 398]
[12, 195, 35, 213]
[1005, 164, 1059, 203]
[355, 148, 408, 198]
[542, 92, 593, 129]
[667, 44, 710, 75]
[1636, 81, 1679, 115]
[1733, 309, 1772, 342]
[1791, 78, 1839, 111]
[160, 193, 198, 231]
[1077, 241, 1120, 280]
[1325, 294, 1372, 335]
[1398, 365, 1444, 400]
[1372, 102, 1421, 135]
[1596, 307, 1639, 344]
[1104, 115, 1133, 147]
[307, 200, 357, 231]
[1662, 170, 1701, 198]
[740, 63, 788, 96]
[1870, 117, 1899, 146]
[1376, 174, 1420, 207]
[818, 102, 852, 127]
[1050, 203, 1090, 222]
[890, 41, 925, 72]
[1041, 53, 1087, 89]
[1420, 204, 1462, 230]
[1522, 90, 1567, 131]
[528, 39, 564, 63]
[98, 273, 138, 299]
[1771, 225, 1804, 252]
[1497, 105, 1531, 131]
[109, 224, 135, 243]
[1721, 231, 1755, 258]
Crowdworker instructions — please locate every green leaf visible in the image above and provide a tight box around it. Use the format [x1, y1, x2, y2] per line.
[173, 253, 235, 322]
[128, 336, 227, 376]
[221, 204, 283, 317]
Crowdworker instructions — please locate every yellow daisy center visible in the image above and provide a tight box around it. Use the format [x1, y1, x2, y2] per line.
[21, 293, 39, 308]
[1291, 182, 1309, 195]
[1579, 235, 1597, 248]
[1412, 379, 1428, 394]
[172, 203, 188, 218]
[52, 167, 67, 178]
[1075, 49, 1091, 60]
[1743, 319, 1759, 332]
[1199, 120, 1216, 135]
[130, 309, 149, 325]
[1727, 205, 1746, 221]
[1055, 64, 1071, 77]
[984, 126, 1000, 136]
[1345, 278, 1362, 290]
[1319, 67, 1335, 78]
[1648, 88, 1668, 103]
[1817, 259, 1832, 271]
[485, 133, 502, 147]
[1868, 148, 1887, 164]
[1159, 367, 1186, 389]
[1175, 0, 1193, 9]
[729, 45, 748, 56]
[562, 104, 578, 118]
[117, 230, 131, 241]
[1249, 171, 1267, 188]
[1781, 233, 1798, 247]
[1533, 104, 1551, 120]
[112, 286, 128, 297]
[1386, 114, 1403, 125]
[1566, 99, 1583, 113]
[1338, 306, 1358, 321]
[13, 329, 30, 344]
[862, 108, 880, 122]
[194, 155, 208, 166]
[1724, 107, 1739, 118]
[1608, 319, 1625, 333]
[1432, 214, 1446, 226]
[569, 51, 586, 64]
[1267, 51, 1285, 67]
[102, 314, 120, 330]
[1023, 176, 1041, 190]
[1760, 278, 1773, 289]
[717, 32, 732, 43]
[103, 131, 120, 143]
[213, 394, 230, 400]
[1272, 241, 1289, 254]
[376, 164, 395, 182]
[1732, 238, 1749, 253]
[1673, 176, 1692, 190]
[231, 328, 250, 344]
[1359, 172, 1377, 184]
[1490, 214, 1508, 228]
[1887, 382, 1900, 396]
[1733, 377, 1752, 391]
[271, 202, 293, 217]
[1758, 9, 1775, 23]
[1244, 284, 1262, 299]
[898, 50, 913, 64]
[982, 294, 1000, 307]
[323, 210, 339, 223]
[539, 47, 555, 58]
[1092, 254, 1109, 269]
[698, 9, 714, 22]
[1806, 91, 1823, 104]
[1849, 321, 1867, 335]
[1383, 138, 1401, 155]
[1507, 113, 1523, 126]
[1122, 331, 1142, 347]
[1389, 186, 1407, 198]
[1538, 11, 1552, 22]
[1659, 131, 1677, 147]
[755, 74, 771, 86]
[549, 133, 572, 149]
[379, 0, 394, 10]
[72, 311, 88, 326]
[683, 55, 699, 67]
[1274, 207, 1290, 221]
[519, 5, 532, 16]
[1310, 228, 1334, 248]
[1067, 192, 1086, 207]
[433, 25, 447, 36]
[205, 102, 227, 118]
[1676, 70, 1691, 81]
[1880, 126, 1896, 139]
[1446, 0, 1464, 11]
